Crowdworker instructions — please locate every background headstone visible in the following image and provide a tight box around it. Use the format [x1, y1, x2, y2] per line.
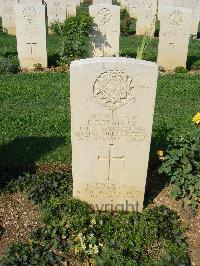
[120, 0, 138, 19]
[157, 7, 191, 70]
[46, 0, 67, 25]
[158, 0, 199, 36]
[136, 0, 157, 36]
[2, 0, 19, 35]
[66, 0, 76, 17]
[182, 0, 200, 37]
[18, 0, 43, 3]
[93, 0, 112, 4]
[14, 2, 47, 69]
[71, 57, 158, 212]
[89, 4, 120, 57]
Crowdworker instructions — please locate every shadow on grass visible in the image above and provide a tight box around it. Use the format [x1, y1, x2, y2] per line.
[0, 136, 66, 189]
[187, 55, 200, 70]
[48, 54, 60, 67]
[144, 166, 170, 207]
[120, 51, 137, 58]
[2, 51, 18, 58]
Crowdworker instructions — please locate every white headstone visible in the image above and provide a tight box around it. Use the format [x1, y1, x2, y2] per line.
[182, 0, 200, 36]
[136, 0, 157, 36]
[46, 0, 67, 25]
[157, 0, 180, 20]
[89, 4, 120, 57]
[71, 57, 158, 212]
[66, 0, 76, 17]
[158, 0, 199, 36]
[93, 0, 112, 4]
[157, 7, 191, 70]
[18, 0, 43, 3]
[0, 1, 4, 17]
[14, 3, 47, 69]
[2, 0, 19, 35]
[120, 0, 138, 19]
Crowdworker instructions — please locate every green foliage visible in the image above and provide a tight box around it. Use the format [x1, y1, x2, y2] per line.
[33, 63, 44, 71]
[0, 56, 19, 74]
[49, 21, 64, 36]
[0, 171, 189, 265]
[50, 12, 93, 65]
[1, 242, 61, 266]
[158, 127, 200, 214]
[0, 72, 70, 168]
[136, 33, 152, 60]
[3, 172, 73, 206]
[120, 9, 132, 36]
[174, 66, 188, 73]
[0, 73, 200, 168]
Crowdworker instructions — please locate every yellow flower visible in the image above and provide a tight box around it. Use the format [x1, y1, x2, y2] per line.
[192, 112, 200, 124]
[157, 150, 164, 157]
[157, 150, 165, 161]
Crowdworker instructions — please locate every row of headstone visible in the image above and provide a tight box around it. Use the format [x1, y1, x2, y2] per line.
[1, 0, 77, 35]
[120, 0, 200, 37]
[90, 2, 192, 70]
[13, 1, 192, 71]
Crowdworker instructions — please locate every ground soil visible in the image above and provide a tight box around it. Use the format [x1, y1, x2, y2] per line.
[150, 185, 200, 266]
[0, 192, 41, 258]
[0, 166, 199, 265]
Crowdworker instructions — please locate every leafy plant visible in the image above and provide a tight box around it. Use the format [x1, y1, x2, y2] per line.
[1, 242, 61, 266]
[174, 66, 188, 73]
[50, 11, 93, 66]
[136, 33, 152, 60]
[1, 171, 189, 265]
[48, 21, 64, 36]
[136, 18, 156, 60]
[3, 172, 73, 206]
[0, 56, 19, 74]
[158, 120, 200, 215]
[120, 9, 132, 36]
[33, 63, 44, 71]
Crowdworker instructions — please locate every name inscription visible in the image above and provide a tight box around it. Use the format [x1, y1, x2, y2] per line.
[75, 114, 147, 142]
[76, 182, 143, 199]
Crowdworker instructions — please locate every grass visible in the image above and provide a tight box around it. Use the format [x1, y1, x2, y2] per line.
[0, 17, 200, 166]
[1, 26, 200, 68]
[0, 72, 199, 167]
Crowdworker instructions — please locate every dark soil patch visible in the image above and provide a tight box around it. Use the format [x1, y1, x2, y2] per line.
[150, 186, 200, 266]
[0, 192, 41, 257]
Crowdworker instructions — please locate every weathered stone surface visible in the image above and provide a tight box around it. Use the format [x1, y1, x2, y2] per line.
[158, 0, 200, 36]
[157, 7, 191, 70]
[14, 2, 47, 69]
[136, 0, 157, 36]
[120, 0, 138, 19]
[89, 4, 120, 57]
[71, 57, 158, 212]
[46, 0, 67, 25]
[2, 0, 19, 35]
[66, 0, 76, 17]
[93, 0, 112, 4]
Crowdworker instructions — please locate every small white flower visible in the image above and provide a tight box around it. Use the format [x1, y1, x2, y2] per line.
[82, 243, 86, 250]
[91, 218, 96, 225]
[93, 245, 99, 254]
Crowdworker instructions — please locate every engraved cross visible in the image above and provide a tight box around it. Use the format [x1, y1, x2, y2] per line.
[27, 42, 37, 55]
[98, 144, 125, 181]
